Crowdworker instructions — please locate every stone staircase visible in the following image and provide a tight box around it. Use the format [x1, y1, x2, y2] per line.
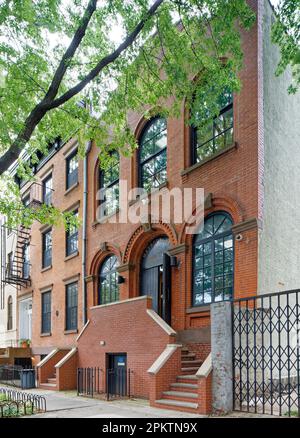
[154, 346, 202, 413]
[39, 371, 57, 390]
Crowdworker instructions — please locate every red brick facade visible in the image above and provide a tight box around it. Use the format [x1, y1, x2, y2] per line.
[17, 0, 263, 414]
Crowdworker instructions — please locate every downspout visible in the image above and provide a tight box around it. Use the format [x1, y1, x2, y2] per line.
[82, 140, 92, 325]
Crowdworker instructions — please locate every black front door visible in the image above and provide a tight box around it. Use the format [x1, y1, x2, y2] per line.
[107, 353, 127, 397]
[140, 237, 171, 324]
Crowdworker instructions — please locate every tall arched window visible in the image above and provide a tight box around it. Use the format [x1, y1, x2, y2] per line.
[99, 152, 119, 218]
[139, 118, 167, 191]
[192, 89, 233, 164]
[7, 296, 13, 330]
[99, 255, 119, 305]
[193, 212, 233, 306]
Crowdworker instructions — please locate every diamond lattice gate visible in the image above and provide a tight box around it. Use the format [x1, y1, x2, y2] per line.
[232, 290, 300, 417]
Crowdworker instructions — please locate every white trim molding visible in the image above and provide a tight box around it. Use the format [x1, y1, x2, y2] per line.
[148, 344, 182, 375]
[146, 309, 176, 336]
[36, 348, 59, 368]
[76, 320, 90, 342]
[196, 352, 212, 379]
[55, 347, 77, 369]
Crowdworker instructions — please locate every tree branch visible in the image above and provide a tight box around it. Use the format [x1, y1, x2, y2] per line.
[0, 0, 165, 176]
[48, 0, 164, 109]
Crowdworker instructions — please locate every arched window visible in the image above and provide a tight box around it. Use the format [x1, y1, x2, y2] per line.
[7, 296, 13, 330]
[99, 152, 119, 218]
[192, 89, 233, 164]
[139, 118, 167, 191]
[99, 255, 119, 305]
[193, 212, 233, 306]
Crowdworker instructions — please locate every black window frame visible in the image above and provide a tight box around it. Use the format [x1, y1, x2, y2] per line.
[66, 150, 79, 190]
[98, 255, 119, 305]
[66, 210, 79, 257]
[41, 291, 51, 334]
[99, 152, 119, 218]
[192, 212, 234, 306]
[191, 91, 234, 165]
[7, 296, 13, 331]
[42, 174, 53, 206]
[138, 117, 167, 191]
[65, 282, 78, 331]
[42, 229, 52, 269]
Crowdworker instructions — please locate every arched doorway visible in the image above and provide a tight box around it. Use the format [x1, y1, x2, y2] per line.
[140, 237, 171, 324]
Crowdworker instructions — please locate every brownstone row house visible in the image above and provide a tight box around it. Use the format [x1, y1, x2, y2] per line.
[1, 0, 300, 414]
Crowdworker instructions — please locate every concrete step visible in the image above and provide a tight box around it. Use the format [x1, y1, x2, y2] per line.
[163, 391, 198, 400]
[177, 375, 198, 383]
[181, 367, 199, 373]
[40, 382, 56, 388]
[47, 378, 57, 383]
[181, 353, 196, 359]
[181, 360, 202, 366]
[155, 399, 198, 411]
[170, 382, 198, 391]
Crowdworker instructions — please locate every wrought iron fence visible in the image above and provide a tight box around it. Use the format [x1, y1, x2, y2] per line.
[77, 367, 133, 400]
[77, 367, 104, 397]
[0, 386, 46, 417]
[0, 365, 36, 389]
[232, 289, 300, 417]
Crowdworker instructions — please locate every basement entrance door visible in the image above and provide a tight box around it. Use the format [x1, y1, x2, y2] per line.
[140, 237, 171, 325]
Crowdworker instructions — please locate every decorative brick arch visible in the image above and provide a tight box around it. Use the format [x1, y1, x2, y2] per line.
[89, 243, 122, 277]
[178, 194, 244, 245]
[123, 220, 178, 265]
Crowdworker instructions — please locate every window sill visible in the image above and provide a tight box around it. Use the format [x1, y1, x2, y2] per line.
[64, 329, 78, 335]
[181, 143, 238, 177]
[186, 305, 210, 314]
[64, 181, 79, 196]
[93, 208, 120, 227]
[128, 181, 169, 206]
[41, 265, 52, 273]
[40, 332, 51, 337]
[65, 251, 79, 261]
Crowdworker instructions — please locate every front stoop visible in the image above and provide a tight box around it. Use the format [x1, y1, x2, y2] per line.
[152, 346, 209, 414]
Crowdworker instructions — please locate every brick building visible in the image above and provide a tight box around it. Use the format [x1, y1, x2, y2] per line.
[7, 0, 300, 414]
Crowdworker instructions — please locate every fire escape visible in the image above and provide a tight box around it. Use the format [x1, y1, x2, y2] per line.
[1, 182, 53, 289]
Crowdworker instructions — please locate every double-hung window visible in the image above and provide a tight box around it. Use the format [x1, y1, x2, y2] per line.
[42, 229, 52, 268]
[43, 175, 53, 205]
[66, 150, 78, 189]
[99, 152, 119, 217]
[41, 291, 51, 334]
[65, 282, 78, 331]
[66, 210, 79, 256]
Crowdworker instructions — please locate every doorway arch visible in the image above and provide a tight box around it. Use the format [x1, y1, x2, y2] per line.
[140, 237, 171, 324]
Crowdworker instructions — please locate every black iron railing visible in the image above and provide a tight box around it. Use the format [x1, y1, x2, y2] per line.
[0, 387, 46, 417]
[77, 367, 133, 400]
[0, 366, 36, 389]
[232, 289, 300, 417]
[77, 367, 104, 397]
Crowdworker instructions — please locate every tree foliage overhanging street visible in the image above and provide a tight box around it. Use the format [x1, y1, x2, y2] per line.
[0, 0, 298, 227]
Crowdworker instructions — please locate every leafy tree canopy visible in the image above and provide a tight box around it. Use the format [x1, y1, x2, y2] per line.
[272, 0, 300, 94]
[0, 0, 257, 228]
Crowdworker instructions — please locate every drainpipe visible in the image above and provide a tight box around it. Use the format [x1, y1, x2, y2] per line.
[82, 140, 92, 325]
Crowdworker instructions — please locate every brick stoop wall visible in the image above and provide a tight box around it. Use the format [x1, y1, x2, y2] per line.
[77, 296, 176, 398]
[55, 348, 78, 391]
[149, 347, 212, 414]
[37, 349, 70, 390]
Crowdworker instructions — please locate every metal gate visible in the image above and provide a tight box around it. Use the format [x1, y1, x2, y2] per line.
[232, 289, 300, 417]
